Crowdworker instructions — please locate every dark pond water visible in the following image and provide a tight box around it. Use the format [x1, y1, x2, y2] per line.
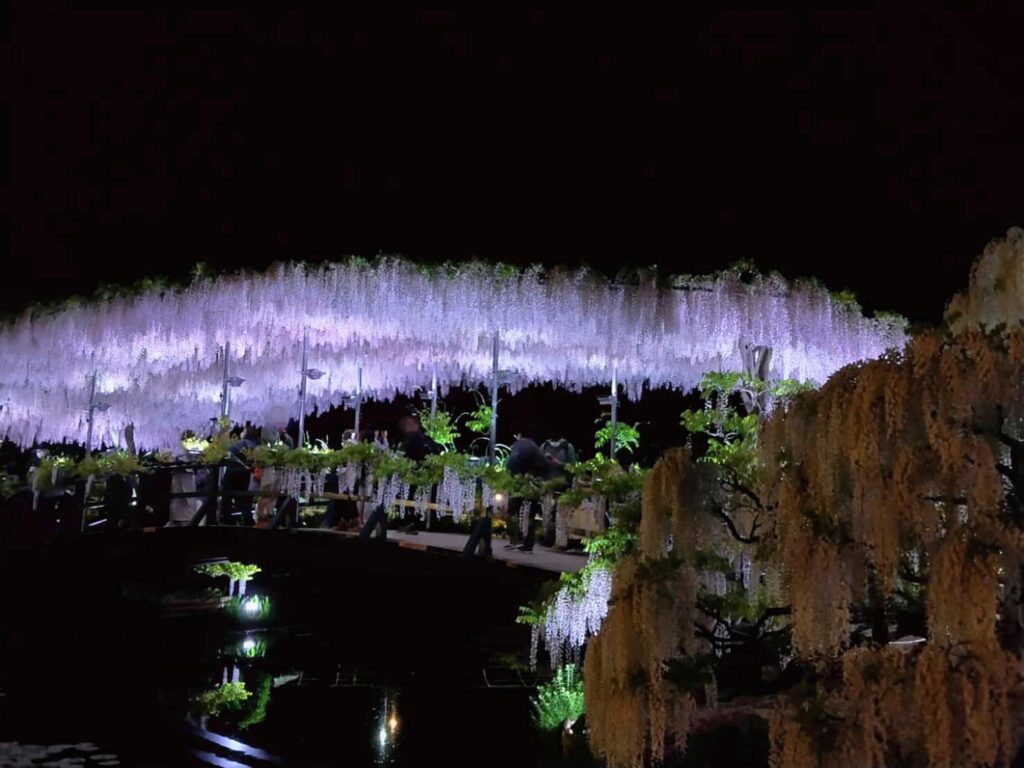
[0, 529, 592, 767]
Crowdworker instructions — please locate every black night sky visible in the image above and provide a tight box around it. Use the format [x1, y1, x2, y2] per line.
[9, 6, 1022, 324]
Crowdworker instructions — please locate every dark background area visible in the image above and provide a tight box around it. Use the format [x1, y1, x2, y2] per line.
[8, 6, 1022, 323]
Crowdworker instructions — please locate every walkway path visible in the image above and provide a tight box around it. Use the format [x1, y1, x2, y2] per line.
[324, 528, 587, 574]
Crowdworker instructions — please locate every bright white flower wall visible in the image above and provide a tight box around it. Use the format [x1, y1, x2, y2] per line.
[0, 259, 905, 449]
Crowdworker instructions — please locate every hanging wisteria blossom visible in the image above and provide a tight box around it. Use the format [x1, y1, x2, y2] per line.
[532, 564, 614, 669]
[0, 258, 906, 449]
[337, 463, 361, 495]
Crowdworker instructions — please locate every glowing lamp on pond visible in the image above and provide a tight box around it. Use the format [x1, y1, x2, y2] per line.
[242, 637, 256, 651]
[243, 597, 261, 615]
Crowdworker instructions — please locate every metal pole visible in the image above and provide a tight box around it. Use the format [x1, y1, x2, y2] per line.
[214, 344, 233, 515]
[430, 364, 438, 421]
[609, 364, 618, 461]
[354, 362, 363, 438]
[298, 331, 308, 449]
[85, 372, 98, 457]
[489, 332, 499, 465]
[220, 342, 231, 419]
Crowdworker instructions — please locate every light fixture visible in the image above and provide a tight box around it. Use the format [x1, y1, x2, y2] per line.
[377, 726, 387, 747]
[243, 597, 260, 614]
[388, 714, 398, 732]
[494, 492, 504, 503]
[242, 637, 256, 651]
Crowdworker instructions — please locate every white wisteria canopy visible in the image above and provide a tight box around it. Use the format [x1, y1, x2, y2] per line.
[0, 259, 906, 450]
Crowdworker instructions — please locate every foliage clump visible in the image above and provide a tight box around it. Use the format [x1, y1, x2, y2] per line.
[533, 665, 586, 732]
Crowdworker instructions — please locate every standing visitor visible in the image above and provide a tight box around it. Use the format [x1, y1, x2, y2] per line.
[168, 431, 202, 526]
[506, 425, 555, 552]
[220, 426, 257, 525]
[396, 414, 440, 461]
[256, 406, 292, 523]
[540, 437, 576, 546]
[394, 416, 439, 532]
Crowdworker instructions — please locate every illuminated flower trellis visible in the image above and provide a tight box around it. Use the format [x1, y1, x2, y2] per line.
[0, 259, 905, 449]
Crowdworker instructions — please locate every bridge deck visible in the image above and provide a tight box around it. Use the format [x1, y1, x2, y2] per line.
[324, 528, 588, 573]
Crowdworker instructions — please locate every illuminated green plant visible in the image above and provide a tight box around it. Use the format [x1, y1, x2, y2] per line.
[594, 417, 640, 455]
[238, 675, 272, 729]
[533, 664, 585, 731]
[228, 595, 272, 621]
[75, 450, 144, 479]
[195, 561, 261, 582]
[192, 682, 251, 716]
[464, 395, 494, 437]
[31, 455, 75, 491]
[680, 371, 816, 486]
[421, 409, 460, 452]
[181, 435, 210, 453]
[235, 637, 267, 659]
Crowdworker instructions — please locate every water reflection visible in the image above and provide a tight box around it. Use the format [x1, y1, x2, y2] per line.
[232, 631, 268, 659]
[375, 690, 401, 765]
[0, 547, 551, 767]
[0, 742, 122, 767]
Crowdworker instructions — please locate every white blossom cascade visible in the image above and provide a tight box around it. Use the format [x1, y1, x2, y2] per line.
[0, 259, 906, 449]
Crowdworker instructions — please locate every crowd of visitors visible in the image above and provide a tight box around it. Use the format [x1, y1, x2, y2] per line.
[2, 408, 580, 552]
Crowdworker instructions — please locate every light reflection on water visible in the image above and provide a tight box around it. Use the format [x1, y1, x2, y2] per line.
[0, 554, 550, 767]
[374, 690, 401, 765]
[0, 741, 121, 766]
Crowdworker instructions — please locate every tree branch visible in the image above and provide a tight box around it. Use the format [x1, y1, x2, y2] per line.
[721, 478, 765, 511]
[710, 502, 760, 543]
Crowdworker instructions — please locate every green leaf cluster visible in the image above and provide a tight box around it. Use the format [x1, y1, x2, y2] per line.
[194, 561, 261, 581]
[464, 403, 494, 436]
[594, 417, 641, 454]
[532, 664, 586, 731]
[421, 409, 460, 452]
[237, 675, 272, 729]
[192, 682, 251, 716]
[74, 450, 144, 479]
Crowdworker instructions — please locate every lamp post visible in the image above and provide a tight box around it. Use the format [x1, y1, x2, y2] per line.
[354, 361, 363, 438]
[219, 342, 246, 421]
[430, 364, 438, 422]
[598, 364, 619, 461]
[84, 372, 111, 457]
[342, 359, 364, 439]
[489, 333, 499, 464]
[487, 334, 513, 465]
[610, 365, 618, 461]
[297, 331, 326, 449]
